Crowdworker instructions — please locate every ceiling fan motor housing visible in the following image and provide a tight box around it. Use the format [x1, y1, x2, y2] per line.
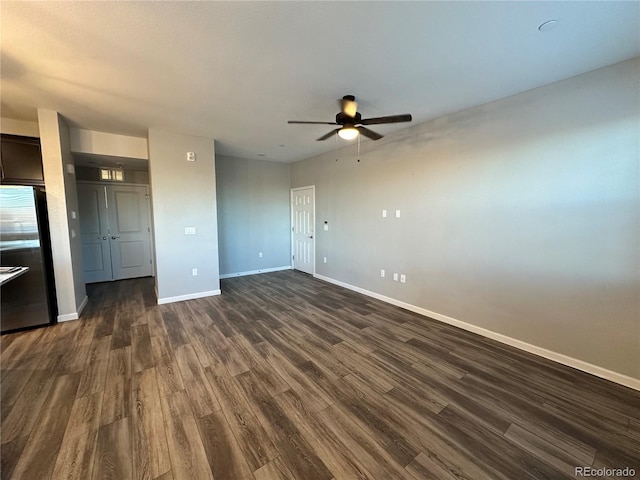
[336, 111, 361, 125]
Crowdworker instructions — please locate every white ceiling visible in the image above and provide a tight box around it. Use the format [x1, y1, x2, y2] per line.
[2, 1, 638, 163]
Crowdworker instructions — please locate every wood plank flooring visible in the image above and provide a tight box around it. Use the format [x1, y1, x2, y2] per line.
[1, 270, 639, 479]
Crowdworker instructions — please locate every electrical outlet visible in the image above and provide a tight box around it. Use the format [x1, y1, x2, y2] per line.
[380, 269, 385, 278]
[400, 274, 406, 283]
[192, 268, 198, 276]
[184, 226, 196, 235]
[323, 257, 327, 263]
[259, 252, 263, 258]
[187, 152, 196, 162]
[393, 273, 398, 281]
[382, 209, 387, 218]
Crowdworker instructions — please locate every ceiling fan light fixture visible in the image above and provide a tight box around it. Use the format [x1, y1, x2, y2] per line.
[338, 127, 359, 140]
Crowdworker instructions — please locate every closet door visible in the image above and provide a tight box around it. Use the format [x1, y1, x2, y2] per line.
[78, 184, 113, 283]
[107, 185, 153, 280]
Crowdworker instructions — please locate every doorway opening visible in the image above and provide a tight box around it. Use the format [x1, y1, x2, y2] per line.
[74, 158, 154, 283]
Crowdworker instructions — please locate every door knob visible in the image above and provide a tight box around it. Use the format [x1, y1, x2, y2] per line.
[111, 236, 120, 240]
[101, 236, 107, 240]
[308, 235, 313, 239]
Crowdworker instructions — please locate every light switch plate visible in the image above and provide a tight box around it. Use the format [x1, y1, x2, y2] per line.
[184, 226, 196, 235]
[382, 209, 387, 218]
[395, 210, 401, 218]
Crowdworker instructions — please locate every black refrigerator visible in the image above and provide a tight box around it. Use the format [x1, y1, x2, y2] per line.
[0, 185, 57, 333]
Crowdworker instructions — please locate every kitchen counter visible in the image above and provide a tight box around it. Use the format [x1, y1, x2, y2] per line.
[0, 267, 29, 286]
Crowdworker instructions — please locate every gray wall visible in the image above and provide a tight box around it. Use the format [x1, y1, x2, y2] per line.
[216, 155, 291, 276]
[148, 129, 220, 301]
[38, 109, 87, 319]
[1, 118, 40, 137]
[291, 59, 640, 380]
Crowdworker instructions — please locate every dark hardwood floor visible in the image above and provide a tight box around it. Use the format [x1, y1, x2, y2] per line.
[1, 270, 639, 479]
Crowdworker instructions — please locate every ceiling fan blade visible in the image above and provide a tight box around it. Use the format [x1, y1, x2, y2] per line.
[358, 126, 383, 140]
[317, 129, 340, 141]
[340, 96, 358, 117]
[359, 114, 412, 125]
[288, 121, 339, 125]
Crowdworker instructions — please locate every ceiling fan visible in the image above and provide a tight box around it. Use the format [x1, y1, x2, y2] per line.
[288, 95, 412, 141]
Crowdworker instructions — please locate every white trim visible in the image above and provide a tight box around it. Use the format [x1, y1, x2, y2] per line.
[58, 312, 78, 322]
[290, 185, 316, 275]
[157, 289, 221, 305]
[57, 295, 89, 322]
[220, 266, 291, 279]
[313, 273, 640, 391]
[58, 312, 79, 322]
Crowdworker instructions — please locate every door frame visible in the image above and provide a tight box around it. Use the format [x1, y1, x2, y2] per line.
[76, 180, 156, 280]
[290, 185, 316, 275]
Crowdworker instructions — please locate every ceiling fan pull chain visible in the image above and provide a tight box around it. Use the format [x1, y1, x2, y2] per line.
[335, 132, 338, 161]
[357, 134, 361, 162]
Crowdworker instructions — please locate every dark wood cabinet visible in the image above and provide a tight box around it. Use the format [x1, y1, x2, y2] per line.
[1, 134, 44, 185]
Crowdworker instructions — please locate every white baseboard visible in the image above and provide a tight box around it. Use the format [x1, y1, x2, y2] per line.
[157, 289, 221, 305]
[57, 312, 78, 322]
[314, 273, 640, 391]
[57, 295, 89, 322]
[220, 265, 292, 279]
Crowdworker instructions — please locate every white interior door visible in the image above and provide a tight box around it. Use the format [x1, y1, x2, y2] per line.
[108, 185, 153, 281]
[78, 184, 113, 283]
[291, 186, 315, 274]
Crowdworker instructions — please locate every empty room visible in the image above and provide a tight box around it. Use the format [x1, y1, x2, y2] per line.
[1, 2, 638, 480]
